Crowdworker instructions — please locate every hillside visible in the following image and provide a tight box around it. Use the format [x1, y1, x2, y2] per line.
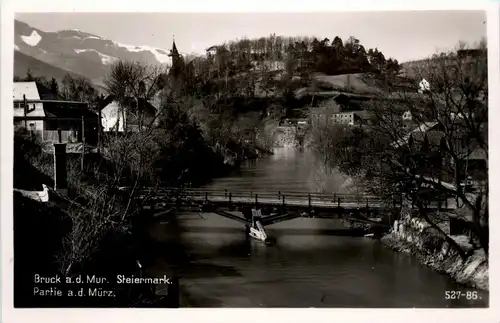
[14, 50, 87, 85]
[312, 73, 385, 94]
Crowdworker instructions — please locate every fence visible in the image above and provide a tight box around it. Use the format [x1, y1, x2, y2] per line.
[134, 187, 398, 210]
[42, 130, 80, 143]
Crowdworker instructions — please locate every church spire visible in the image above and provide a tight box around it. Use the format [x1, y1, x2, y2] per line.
[169, 35, 179, 58]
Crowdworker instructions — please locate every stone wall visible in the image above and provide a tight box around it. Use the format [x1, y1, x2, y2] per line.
[382, 209, 488, 291]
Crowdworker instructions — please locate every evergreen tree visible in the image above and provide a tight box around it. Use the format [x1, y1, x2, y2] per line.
[50, 78, 59, 96]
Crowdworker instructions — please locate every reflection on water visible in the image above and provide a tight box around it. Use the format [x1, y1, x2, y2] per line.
[203, 148, 350, 193]
[150, 148, 488, 307]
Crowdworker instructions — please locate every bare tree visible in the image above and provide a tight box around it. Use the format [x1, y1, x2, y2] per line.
[104, 61, 166, 132]
[382, 41, 488, 257]
[311, 41, 488, 259]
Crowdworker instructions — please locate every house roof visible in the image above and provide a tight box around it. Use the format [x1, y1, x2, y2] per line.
[100, 96, 158, 112]
[353, 110, 372, 120]
[13, 82, 40, 100]
[409, 130, 445, 147]
[390, 122, 439, 148]
[466, 148, 487, 161]
[35, 83, 64, 100]
[43, 104, 97, 119]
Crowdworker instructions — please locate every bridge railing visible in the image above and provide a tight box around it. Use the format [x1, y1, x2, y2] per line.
[136, 187, 398, 208]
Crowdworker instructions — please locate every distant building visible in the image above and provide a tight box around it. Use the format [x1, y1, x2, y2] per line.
[390, 121, 441, 149]
[401, 110, 416, 129]
[402, 110, 412, 121]
[418, 78, 430, 94]
[457, 49, 484, 59]
[331, 111, 360, 126]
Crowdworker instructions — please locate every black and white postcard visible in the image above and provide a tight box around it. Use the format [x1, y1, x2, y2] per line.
[2, 1, 498, 323]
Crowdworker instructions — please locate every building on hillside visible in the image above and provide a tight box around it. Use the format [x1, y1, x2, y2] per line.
[100, 97, 159, 132]
[401, 110, 417, 129]
[328, 93, 372, 112]
[13, 81, 98, 144]
[353, 110, 373, 125]
[457, 49, 484, 59]
[331, 111, 361, 126]
[418, 78, 430, 94]
[402, 110, 413, 121]
[391, 120, 487, 189]
[390, 121, 441, 149]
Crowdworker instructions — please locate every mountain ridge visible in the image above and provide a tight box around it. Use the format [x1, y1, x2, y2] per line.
[14, 19, 173, 85]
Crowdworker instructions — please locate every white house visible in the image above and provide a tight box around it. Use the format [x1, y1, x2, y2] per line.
[402, 110, 412, 121]
[101, 100, 123, 132]
[13, 82, 45, 136]
[331, 111, 359, 126]
[418, 78, 430, 93]
[100, 97, 159, 132]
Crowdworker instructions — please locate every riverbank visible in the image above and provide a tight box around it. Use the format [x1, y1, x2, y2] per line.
[381, 212, 489, 291]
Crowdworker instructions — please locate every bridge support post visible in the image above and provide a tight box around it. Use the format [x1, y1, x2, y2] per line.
[338, 198, 341, 208]
[308, 193, 312, 216]
[228, 192, 232, 210]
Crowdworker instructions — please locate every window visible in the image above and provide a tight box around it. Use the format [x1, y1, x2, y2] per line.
[27, 103, 36, 113]
[14, 102, 36, 112]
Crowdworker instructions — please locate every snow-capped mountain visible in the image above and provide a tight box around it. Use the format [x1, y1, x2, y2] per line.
[14, 19, 172, 85]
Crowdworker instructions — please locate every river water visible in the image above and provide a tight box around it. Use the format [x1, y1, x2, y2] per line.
[148, 148, 488, 307]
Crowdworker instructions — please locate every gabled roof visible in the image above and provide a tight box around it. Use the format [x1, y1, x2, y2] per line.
[100, 96, 158, 112]
[463, 148, 487, 161]
[13, 82, 40, 100]
[409, 130, 445, 147]
[35, 83, 64, 100]
[390, 122, 439, 148]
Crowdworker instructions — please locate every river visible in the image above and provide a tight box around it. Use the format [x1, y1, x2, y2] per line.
[147, 148, 488, 307]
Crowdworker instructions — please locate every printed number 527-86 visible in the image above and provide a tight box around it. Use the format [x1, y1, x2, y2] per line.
[445, 291, 479, 300]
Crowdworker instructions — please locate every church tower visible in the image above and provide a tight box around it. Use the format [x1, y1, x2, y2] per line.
[169, 39, 180, 60]
[168, 38, 184, 77]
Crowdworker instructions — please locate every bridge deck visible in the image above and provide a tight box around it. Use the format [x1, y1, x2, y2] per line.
[133, 187, 456, 211]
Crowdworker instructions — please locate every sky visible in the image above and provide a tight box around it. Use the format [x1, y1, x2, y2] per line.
[16, 11, 486, 63]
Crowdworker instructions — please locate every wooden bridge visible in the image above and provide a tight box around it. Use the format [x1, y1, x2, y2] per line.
[129, 187, 455, 218]
[135, 187, 401, 211]
[125, 187, 456, 243]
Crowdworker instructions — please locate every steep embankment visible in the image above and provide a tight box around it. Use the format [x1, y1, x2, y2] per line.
[382, 209, 488, 291]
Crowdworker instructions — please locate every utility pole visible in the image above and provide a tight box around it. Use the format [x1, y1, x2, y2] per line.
[81, 116, 85, 172]
[23, 94, 27, 128]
